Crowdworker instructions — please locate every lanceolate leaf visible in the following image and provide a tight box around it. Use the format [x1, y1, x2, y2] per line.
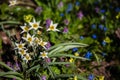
[0, 71, 23, 79]
[47, 42, 88, 51]
[92, 51, 100, 65]
[55, 74, 87, 80]
[48, 42, 88, 55]
[48, 62, 71, 65]
[1, 75, 23, 80]
[0, 21, 20, 25]
[26, 65, 40, 74]
[0, 62, 13, 71]
[0, 71, 22, 77]
[48, 54, 89, 61]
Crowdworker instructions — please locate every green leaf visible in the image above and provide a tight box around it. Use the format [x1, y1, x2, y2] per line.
[92, 51, 100, 65]
[26, 65, 40, 74]
[45, 62, 55, 79]
[49, 32, 58, 44]
[48, 42, 88, 52]
[0, 21, 20, 25]
[48, 62, 71, 65]
[48, 54, 89, 61]
[0, 62, 13, 71]
[79, 37, 94, 44]
[55, 74, 87, 80]
[51, 66, 60, 74]
[0, 71, 23, 79]
[1, 75, 23, 80]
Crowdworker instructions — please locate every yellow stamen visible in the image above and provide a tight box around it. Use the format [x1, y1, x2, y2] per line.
[50, 25, 55, 30]
[35, 39, 39, 44]
[27, 37, 32, 42]
[18, 44, 23, 48]
[41, 52, 47, 57]
[20, 50, 25, 55]
[33, 23, 38, 28]
[25, 55, 30, 60]
[24, 26, 29, 31]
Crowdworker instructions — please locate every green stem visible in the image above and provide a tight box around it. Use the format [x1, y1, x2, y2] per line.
[45, 61, 55, 79]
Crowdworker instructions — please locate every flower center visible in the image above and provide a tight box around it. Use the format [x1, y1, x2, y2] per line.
[24, 26, 29, 31]
[26, 55, 30, 60]
[28, 37, 32, 42]
[18, 44, 23, 48]
[33, 23, 38, 28]
[20, 50, 25, 55]
[41, 53, 46, 57]
[35, 39, 39, 44]
[50, 25, 55, 30]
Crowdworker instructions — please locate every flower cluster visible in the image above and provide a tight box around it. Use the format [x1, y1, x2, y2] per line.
[14, 18, 59, 63]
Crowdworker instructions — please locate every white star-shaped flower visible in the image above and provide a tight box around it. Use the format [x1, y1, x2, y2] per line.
[22, 33, 34, 45]
[40, 51, 48, 58]
[47, 21, 60, 31]
[18, 49, 27, 57]
[9, 0, 17, 6]
[29, 18, 42, 30]
[23, 54, 31, 63]
[20, 23, 30, 33]
[15, 42, 25, 50]
[38, 39, 47, 49]
[34, 37, 40, 45]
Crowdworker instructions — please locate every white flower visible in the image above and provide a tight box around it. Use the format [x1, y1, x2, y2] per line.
[20, 23, 30, 33]
[23, 54, 31, 63]
[18, 49, 27, 57]
[15, 42, 25, 50]
[29, 18, 42, 30]
[9, 0, 17, 6]
[22, 33, 34, 45]
[38, 39, 47, 49]
[47, 21, 60, 31]
[34, 37, 40, 45]
[40, 51, 48, 58]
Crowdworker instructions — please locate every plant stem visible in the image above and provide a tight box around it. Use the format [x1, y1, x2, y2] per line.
[44, 61, 55, 79]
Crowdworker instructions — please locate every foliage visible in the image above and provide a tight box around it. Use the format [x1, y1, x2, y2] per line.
[0, 0, 120, 80]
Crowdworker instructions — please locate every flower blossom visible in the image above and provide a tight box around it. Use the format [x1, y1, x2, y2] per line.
[29, 18, 42, 30]
[23, 54, 31, 63]
[20, 23, 30, 33]
[22, 33, 34, 45]
[47, 21, 59, 31]
[15, 42, 25, 50]
[9, 0, 17, 6]
[40, 51, 48, 59]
